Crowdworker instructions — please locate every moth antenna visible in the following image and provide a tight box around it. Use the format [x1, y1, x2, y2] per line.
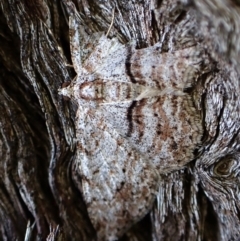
[106, 6, 115, 37]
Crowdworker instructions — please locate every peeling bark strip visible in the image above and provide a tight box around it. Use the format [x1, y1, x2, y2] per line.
[0, 0, 240, 240]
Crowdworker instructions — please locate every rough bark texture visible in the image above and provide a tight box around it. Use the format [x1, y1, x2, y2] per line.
[0, 0, 240, 240]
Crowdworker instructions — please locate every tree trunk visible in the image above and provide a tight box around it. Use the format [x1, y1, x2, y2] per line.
[0, 0, 239, 240]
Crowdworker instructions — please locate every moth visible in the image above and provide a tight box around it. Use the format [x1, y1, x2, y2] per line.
[59, 8, 204, 241]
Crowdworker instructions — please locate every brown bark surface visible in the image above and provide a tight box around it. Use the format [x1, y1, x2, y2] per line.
[0, 0, 240, 240]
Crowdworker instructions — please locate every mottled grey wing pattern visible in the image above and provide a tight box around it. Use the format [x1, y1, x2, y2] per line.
[73, 105, 159, 240]
[96, 46, 203, 172]
[60, 10, 205, 241]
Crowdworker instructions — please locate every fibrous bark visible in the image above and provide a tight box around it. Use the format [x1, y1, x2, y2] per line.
[0, 0, 240, 240]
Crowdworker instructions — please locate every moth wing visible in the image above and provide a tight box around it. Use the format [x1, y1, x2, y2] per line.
[86, 44, 205, 91]
[69, 13, 106, 74]
[73, 105, 159, 240]
[91, 45, 205, 172]
[99, 94, 202, 172]
[82, 36, 127, 75]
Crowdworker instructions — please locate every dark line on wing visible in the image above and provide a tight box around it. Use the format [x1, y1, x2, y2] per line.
[125, 46, 136, 83]
[127, 100, 137, 137]
[136, 99, 146, 140]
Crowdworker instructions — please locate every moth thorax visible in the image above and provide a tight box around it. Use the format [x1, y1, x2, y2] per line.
[79, 81, 104, 100]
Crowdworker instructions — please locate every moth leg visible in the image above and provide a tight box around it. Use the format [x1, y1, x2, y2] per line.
[106, 6, 115, 37]
[64, 63, 74, 68]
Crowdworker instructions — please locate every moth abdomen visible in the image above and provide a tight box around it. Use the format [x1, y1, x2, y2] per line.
[79, 80, 145, 103]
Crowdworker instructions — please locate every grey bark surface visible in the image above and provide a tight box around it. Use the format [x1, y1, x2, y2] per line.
[0, 0, 239, 240]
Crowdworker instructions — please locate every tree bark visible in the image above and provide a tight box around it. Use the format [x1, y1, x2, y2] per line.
[0, 0, 239, 240]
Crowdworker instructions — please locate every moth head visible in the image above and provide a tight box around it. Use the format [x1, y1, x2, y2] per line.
[58, 81, 73, 98]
